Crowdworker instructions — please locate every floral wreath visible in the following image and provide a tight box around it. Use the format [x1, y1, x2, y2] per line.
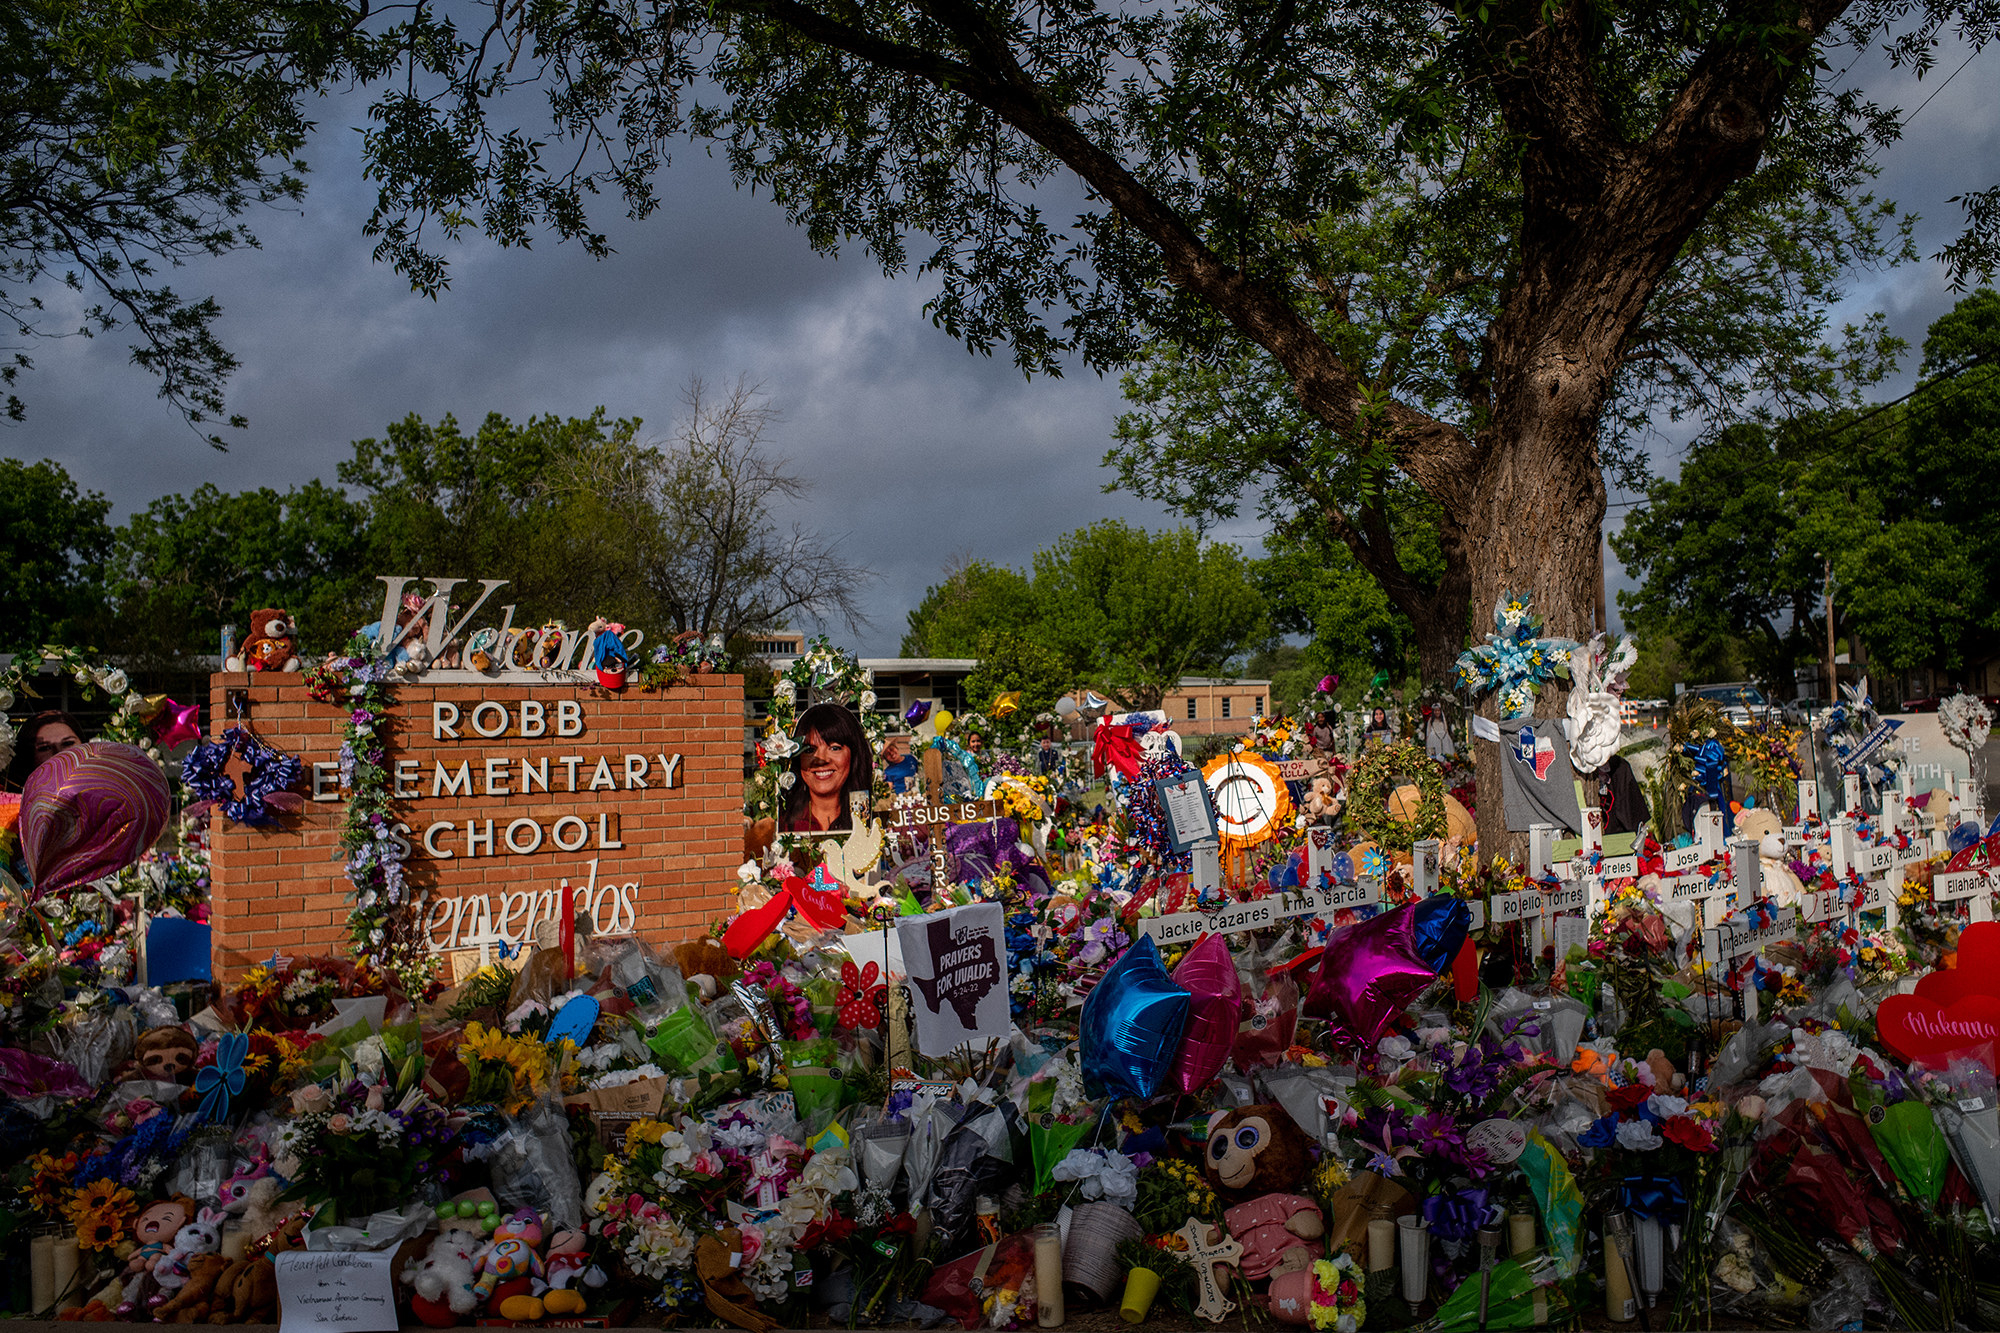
[1200, 751, 1295, 854]
[1346, 739, 1447, 849]
[1, 645, 166, 769]
[181, 727, 305, 826]
[751, 637, 889, 822]
[1941, 692, 1993, 755]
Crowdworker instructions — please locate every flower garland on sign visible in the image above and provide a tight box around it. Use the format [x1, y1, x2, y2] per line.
[749, 637, 886, 820]
[1347, 739, 1447, 849]
[1454, 593, 1580, 719]
[303, 636, 434, 992]
[0, 645, 165, 768]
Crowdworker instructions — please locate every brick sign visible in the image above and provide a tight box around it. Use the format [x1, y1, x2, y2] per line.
[205, 672, 743, 973]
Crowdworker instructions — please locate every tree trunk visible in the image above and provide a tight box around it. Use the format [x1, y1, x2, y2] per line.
[1459, 311, 1614, 858]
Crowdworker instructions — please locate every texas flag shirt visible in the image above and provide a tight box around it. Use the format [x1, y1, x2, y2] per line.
[1498, 717, 1582, 833]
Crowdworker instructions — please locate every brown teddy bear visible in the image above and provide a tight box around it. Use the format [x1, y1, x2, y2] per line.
[211, 1255, 279, 1324]
[226, 609, 301, 673]
[675, 936, 739, 1001]
[1201, 1104, 1315, 1202]
[155, 1253, 231, 1323]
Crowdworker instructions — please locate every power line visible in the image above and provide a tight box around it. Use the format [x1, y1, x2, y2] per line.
[1903, 47, 1981, 128]
[1604, 355, 1995, 513]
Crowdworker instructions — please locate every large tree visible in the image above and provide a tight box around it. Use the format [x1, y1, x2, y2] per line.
[1, 0, 379, 438]
[1031, 520, 1267, 709]
[336, 0, 1988, 846]
[901, 558, 1038, 658]
[343, 385, 873, 643]
[109, 480, 376, 662]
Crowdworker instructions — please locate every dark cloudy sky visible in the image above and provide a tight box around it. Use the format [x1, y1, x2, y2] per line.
[7, 35, 1996, 659]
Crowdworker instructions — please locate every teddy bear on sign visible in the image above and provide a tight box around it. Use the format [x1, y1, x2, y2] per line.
[225, 610, 301, 673]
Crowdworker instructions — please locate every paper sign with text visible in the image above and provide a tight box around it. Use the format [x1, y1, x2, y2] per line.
[276, 1251, 399, 1333]
[897, 902, 1009, 1056]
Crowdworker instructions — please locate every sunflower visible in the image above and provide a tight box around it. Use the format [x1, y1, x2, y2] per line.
[72, 1202, 130, 1251]
[64, 1181, 135, 1251]
[70, 1180, 125, 1214]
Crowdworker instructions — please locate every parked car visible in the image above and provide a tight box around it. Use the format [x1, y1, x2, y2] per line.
[1683, 682, 1779, 726]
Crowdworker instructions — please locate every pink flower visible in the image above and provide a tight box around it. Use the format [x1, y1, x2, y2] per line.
[738, 1224, 764, 1265]
[327, 1113, 352, 1135]
[1736, 1095, 1767, 1121]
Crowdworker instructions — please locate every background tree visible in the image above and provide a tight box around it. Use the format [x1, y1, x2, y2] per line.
[1610, 424, 1823, 690]
[574, 378, 876, 642]
[337, 409, 606, 621]
[962, 631, 1071, 719]
[0, 458, 112, 648]
[108, 481, 376, 664]
[1030, 521, 1267, 710]
[1615, 289, 2000, 690]
[901, 557, 1038, 658]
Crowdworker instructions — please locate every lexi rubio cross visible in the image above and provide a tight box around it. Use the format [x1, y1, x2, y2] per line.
[203, 575, 745, 975]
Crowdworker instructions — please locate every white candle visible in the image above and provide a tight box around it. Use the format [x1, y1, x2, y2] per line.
[30, 1235, 55, 1314]
[1367, 1218, 1396, 1272]
[1034, 1223, 1064, 1327]
[51, 1236, 81, 1312]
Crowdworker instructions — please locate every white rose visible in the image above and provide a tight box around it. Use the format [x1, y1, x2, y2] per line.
[764, 734, 795, 760]
[100, 668, 129, 694]
[774, 679, 796, 701]
[778, 772, 796, 791]
[0, 687, 15, 711]
[860, 690, 877, 710]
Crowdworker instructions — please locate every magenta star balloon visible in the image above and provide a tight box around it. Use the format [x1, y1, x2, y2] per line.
[151, 698, 202, 749]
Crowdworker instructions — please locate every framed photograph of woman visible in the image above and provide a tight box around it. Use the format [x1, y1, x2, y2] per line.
[779, 702, 877, 835]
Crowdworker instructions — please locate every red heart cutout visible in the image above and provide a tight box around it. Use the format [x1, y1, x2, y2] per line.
[724, 889, 793, 959]
[1916, 921, 2000, 1007]
[1875, 991, 2000, 1064]
[788, 870, 849, 930]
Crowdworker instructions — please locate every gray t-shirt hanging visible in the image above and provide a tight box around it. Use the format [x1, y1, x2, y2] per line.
[1498, 718, 1582, 833]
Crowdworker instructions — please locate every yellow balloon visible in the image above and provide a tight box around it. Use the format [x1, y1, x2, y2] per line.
[991, 691, 1022, 717]
[932, 708, 955, 735]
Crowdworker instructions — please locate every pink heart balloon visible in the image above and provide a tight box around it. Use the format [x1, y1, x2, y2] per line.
[19, 741, 170, 900]
[1170, 931, 1243, 1094]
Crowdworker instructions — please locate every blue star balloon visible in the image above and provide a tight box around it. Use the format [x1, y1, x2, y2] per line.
[1081, 934, 1190, 1099]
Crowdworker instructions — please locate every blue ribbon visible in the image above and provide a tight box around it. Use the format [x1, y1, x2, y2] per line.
[1681, 739, 1732, 835]
[1619, 1173, 1687, 1222]
[1421, 1186, 1496, 1245]
[195, 1033, 248, 1124]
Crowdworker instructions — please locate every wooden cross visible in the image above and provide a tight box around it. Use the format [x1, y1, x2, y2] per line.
[1175, 1219, 1243, 1323]
[222, 747, 254, 802]
[888, 799, 1002, 891]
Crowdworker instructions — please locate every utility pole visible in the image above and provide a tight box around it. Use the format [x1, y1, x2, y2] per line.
[1822, 553, 1837, 705]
